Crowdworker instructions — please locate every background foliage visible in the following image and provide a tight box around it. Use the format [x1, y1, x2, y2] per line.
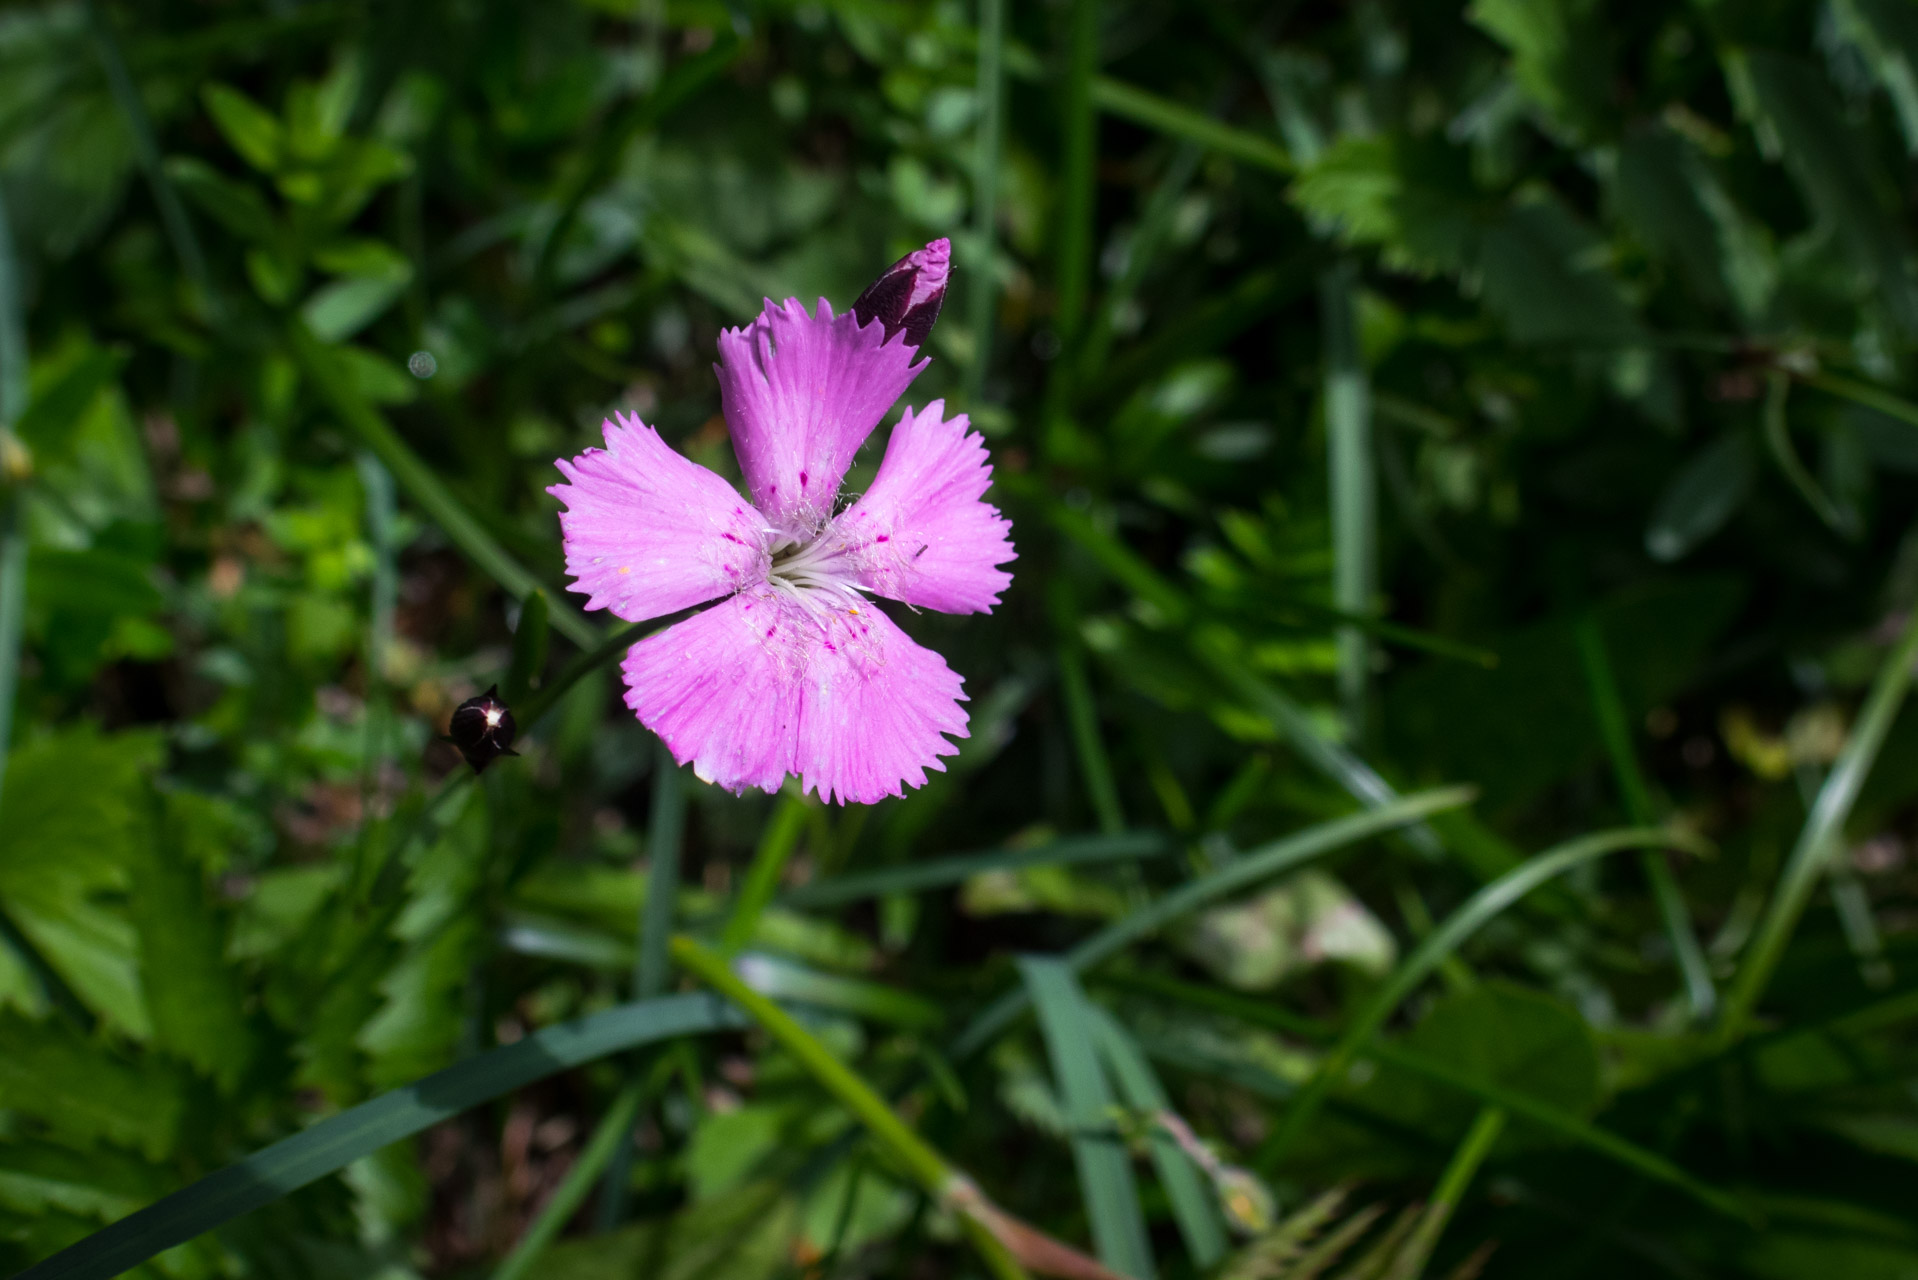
[4, 0, 1918, 1277]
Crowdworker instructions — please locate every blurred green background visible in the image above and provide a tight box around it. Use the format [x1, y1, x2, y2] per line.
[5, 1, 1918, 1277]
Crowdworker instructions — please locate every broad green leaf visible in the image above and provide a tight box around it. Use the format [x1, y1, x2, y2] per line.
[1613, 123, 1775, 319]
[301, 275, 409, 343]
[162, 158, 278, 244]
[1477, 195, 1642, 344]
[13, 346, 123, 456]
[200, 85, 283, 172]
[1645, 431, 1756, 562]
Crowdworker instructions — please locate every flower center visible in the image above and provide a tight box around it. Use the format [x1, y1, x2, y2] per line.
[765, 533, 866, 621]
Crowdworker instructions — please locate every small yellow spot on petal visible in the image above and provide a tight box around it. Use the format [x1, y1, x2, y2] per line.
[618, 566, 631, 574]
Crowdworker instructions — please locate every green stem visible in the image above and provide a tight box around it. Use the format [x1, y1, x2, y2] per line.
[671, 935, 1031, 1280]
[517, 620, 647, 726]
[1089, 76, 1290, 174]
[1573, 616, 1716, 1021]
[1763, 371, 1853, 536]
[1321, 261, 1374, 743]
[720, 791, 808, 955]
[965, 0, 1006, 408]
[492, 1079, 646, 1280]
[1719, 608, 1918, 1043]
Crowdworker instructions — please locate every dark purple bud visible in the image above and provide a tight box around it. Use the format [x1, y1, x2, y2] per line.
[851, 238, 950, 349]
[448, 684, 519, 773]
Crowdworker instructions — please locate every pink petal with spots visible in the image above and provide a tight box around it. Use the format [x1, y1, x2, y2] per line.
[713, 297, 926, 535]
[830, 400, 1016, 614]
[549, 413, 770, 623]
[623, 587, 968, 804]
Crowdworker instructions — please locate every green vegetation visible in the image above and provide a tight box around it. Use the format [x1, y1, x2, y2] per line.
[3, 1, 1918, 1277]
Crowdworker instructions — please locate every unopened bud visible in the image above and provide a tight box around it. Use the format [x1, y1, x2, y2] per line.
[851, 238, 949, 349]
[448, 684, 519, 773]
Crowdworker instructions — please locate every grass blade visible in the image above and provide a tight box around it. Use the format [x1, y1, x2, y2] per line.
[1107, 972, 1752, 1224]
[84, 0, 220, 322]
[288, 320, 599, 648]
[786, 831, 1173, 908]
[965, 0, 1007, 408]
[1054, 0, 1100, 343]
[491, 1078, 646, 1280]
[14, 994, 746, 1280]
[999, 43, 1291, 176]
[1321, 261, 1375, 742]
[1090, 77, 1291, 175]
[721, 791, 809, 954]
[951, 788, 1475, 1058]
[1573, 616, 1716, 1021]
[1384, 1105, 1506, 1280]
[1084, 1006, 1228, 1267]
[1020, 957, 1157, 1279]
[1719, 607, 1918, 1042]
[670, 935, 1034, 1280]
[1262, 826, 1715, 1171]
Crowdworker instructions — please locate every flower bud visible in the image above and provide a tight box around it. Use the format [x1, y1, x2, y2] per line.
[851, 238, 949, 349]
[449, 684, 519, 773]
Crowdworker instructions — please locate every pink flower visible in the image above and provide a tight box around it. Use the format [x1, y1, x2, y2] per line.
[549, 239, 1015, 804]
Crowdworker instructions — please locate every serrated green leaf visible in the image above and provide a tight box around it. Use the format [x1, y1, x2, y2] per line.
[1289, 135, 1480, 276]
[0, 1012, 185, 1158]
[128, 794, 254, 1093]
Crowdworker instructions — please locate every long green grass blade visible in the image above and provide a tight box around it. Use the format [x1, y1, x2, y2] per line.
[965, 0, 1007, 408]
[84, 0, 220, 322]
[1020, 958, 1157, 1279]
[671, 935, 1032, 1280]
[952, 788, 1474, 1058]
[288, 321, 598, 648]
[721, 791, 809, 954]
[1573, 616, 1716, 1021]
[1263, 825, 1714, 1170]
[1084, 1005, 1228, 1267]
[786, 830, 1173, 908]
[1719, 607, 1918, 1042]
[491, 1078, 645, 1280]
[1106, 971, 1751, 1223]
[0, 188, 28, 820]
[1385, 1105, 1505, 1280]
[1057, 636, 1127, 835]
[1321, 260, 1375, 742]
[14, 995, 745, 1280]
[1000, 44, 1291, 175]
[1054, 0, 1100, 342]
[1090, 77, 1291, 174]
